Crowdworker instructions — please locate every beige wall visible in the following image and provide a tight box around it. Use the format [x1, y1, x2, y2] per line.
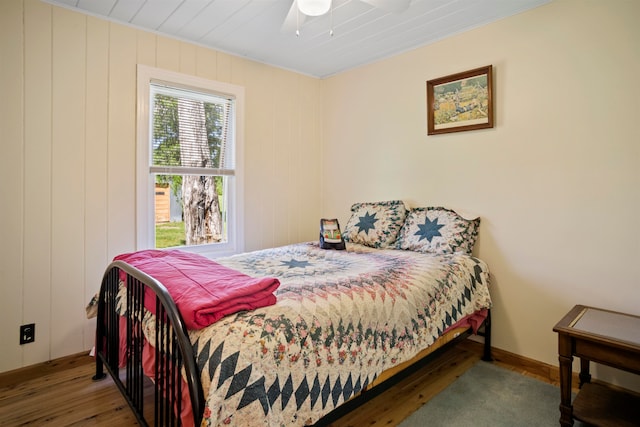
[0, 0, 321, 373]
[322, 0, 640, 389]
[2, 0, 638, 392]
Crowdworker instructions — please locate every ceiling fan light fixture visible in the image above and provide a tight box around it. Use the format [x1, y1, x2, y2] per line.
[297, 0, 331, 16]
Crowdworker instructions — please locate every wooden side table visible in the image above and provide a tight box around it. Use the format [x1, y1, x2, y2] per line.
[553, 305, 640, 426]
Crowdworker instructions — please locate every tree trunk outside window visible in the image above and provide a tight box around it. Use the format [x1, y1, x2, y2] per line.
[177, 98, 222, 245]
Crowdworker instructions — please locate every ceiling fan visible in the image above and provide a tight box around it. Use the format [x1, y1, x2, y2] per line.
[281, 0, 412, 33]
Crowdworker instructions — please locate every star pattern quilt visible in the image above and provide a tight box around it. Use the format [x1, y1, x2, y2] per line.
[182, 242, 491, 426]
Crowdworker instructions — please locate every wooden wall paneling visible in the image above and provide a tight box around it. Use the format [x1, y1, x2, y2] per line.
[156, 36, 180, 72]
[136, 30, 157, 68]
[230, 56, 249, 87]
[257, 68, 277, 249]
[23, 0, 53, 366]
[195, 46, 218, 81]
[83, 16, 110, 350]
[289, 76, 321, 241]
[296, 76, 322, 243]
[287, 75, 301, 244]
[179, 42, 197, 75]
[272, 69, 295, 248]
[288, 75, 304, 243]
[241, 62, 272, 251]
[107, 24, 137, 258]
[0, 0, 25, 373]
[50, 7, 87, 359]
[216, 52, 232, 84]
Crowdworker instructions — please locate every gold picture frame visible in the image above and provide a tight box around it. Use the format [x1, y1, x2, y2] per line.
[426, 65, 493, 135]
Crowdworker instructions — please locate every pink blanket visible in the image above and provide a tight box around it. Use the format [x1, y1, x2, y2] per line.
[114, 249, 280, 330]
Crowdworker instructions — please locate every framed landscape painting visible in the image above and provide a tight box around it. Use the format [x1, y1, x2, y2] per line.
[426, 65, 493, 135]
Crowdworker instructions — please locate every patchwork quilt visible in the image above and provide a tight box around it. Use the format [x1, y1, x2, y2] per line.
[184, 242, 492, 426]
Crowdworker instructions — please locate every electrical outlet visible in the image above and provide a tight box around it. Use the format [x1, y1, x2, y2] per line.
[20, 324, 35, 345]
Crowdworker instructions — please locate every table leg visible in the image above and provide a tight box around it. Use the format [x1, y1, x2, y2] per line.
[558, 335, 574, 427]
[578, 358, 591, 387]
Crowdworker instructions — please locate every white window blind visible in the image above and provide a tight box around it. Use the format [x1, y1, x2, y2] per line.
[149, 83, 235, 176]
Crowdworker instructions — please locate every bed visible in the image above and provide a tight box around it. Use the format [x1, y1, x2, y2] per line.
[90, 202, 493, 426]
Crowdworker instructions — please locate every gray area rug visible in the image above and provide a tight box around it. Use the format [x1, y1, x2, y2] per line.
[399, 361, 581, 427]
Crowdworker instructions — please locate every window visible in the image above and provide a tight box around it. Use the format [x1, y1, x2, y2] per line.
[136, 65, 244, 257]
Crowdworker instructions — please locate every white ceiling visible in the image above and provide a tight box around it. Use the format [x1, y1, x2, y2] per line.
[43, 0, 551, 78]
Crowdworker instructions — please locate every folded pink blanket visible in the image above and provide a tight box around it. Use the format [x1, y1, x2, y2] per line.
[114, 249, 280, 330]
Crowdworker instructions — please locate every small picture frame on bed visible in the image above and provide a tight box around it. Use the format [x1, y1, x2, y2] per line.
[320, 218, 346, 250]
[426, 65, 493, 135]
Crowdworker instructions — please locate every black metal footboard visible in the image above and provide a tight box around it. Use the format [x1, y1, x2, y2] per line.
[92, 260, 204, 426]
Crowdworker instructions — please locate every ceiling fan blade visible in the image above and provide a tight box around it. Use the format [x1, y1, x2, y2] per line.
[360, 0, 411, 13]
[281, 0, 307, 33]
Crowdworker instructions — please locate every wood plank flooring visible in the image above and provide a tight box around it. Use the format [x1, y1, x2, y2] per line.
[0, 340, 566, 426]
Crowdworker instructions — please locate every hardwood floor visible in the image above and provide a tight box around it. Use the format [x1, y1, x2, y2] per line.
[0, 340, 566, 426]
[0, 353, 138, 426]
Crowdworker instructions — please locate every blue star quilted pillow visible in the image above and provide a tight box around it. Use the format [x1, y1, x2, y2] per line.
[343, 200, 407, 248]
[396, 207, 480, 255]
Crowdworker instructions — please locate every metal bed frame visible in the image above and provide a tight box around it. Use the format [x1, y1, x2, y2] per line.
[92, 260, 491, 427]
[92, 261, 204, 426]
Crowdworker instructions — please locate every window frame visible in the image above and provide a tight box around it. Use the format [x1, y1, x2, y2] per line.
[136, 65, 244, 258]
